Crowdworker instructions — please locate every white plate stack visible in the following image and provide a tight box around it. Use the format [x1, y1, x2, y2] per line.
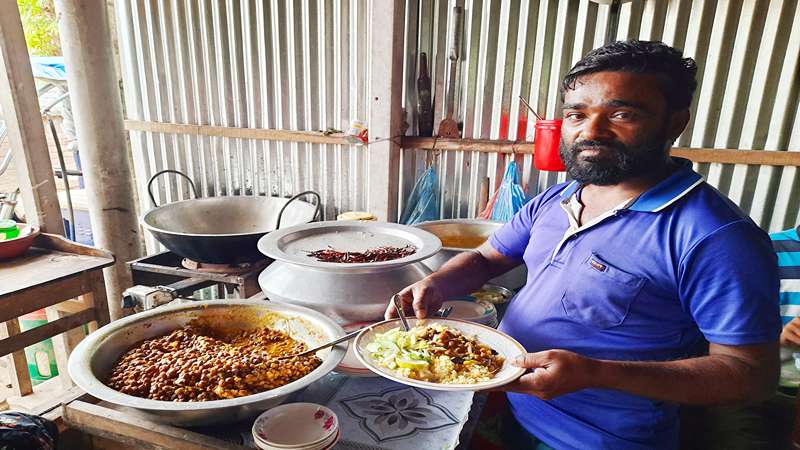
[252, 403, 340, 450]
[440, 300, 498, 328]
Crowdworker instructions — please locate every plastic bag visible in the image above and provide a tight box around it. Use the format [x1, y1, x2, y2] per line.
[490, 161, 528, 222]
[0, 411, 58, 450]
[400, 167, 440, 224]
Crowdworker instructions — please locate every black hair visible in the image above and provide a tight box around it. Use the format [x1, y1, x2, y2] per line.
[561, 40, 698, 111]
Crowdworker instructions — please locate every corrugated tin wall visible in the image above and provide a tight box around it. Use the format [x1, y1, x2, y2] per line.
[400, 0, 800, 232]
[117, 0, 800, 241]
[115, 0, 372, 251]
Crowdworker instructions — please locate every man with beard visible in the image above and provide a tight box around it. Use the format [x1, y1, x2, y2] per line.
[388, 40, 780, 450]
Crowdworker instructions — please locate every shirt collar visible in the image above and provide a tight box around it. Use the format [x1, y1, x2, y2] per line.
[558, 158, 704, 213]
[559, 180, 580, 200]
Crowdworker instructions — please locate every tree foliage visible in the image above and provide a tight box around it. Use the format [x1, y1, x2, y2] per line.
[18, 0, 61, 57]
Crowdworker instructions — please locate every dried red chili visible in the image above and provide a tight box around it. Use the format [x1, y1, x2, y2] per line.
[306, 245, 416, 263]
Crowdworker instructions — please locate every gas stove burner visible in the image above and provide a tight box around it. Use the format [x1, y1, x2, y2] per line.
[129, 251, 270, 300]
[181, 258, 255, 274]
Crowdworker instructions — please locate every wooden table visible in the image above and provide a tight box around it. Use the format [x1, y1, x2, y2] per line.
[0, 233, 114, 398]
[60, 372, 484, 450]
[63, 397, 248, 450]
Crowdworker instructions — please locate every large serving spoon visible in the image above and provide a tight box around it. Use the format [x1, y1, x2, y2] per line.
[279, 326, 371, 360]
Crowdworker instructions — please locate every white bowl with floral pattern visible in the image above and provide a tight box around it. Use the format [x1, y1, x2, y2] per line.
[252, 402, 338, 449]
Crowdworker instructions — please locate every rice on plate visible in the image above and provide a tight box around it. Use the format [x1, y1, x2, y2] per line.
[365, 322, 504, 384]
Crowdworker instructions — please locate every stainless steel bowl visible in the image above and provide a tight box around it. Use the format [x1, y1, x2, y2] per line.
[259, 261, 432, 324]
[257, 220, 442, 271]
[257, 221, 441, 324]
[67, 301, 346, 426]
[413, 219, 527, 289]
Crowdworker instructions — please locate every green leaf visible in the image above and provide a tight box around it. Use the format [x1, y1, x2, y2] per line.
[18, 0, 61, 56]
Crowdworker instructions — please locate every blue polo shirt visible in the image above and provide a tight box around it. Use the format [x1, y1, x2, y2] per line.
[491, 158, 780, 450]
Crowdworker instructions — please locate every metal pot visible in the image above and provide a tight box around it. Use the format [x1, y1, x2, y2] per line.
[67, 300, 346, 426]
[141, 170, 319, 264]
[257, 221, 442, 324]
[259, 262, 433, 323]
[413, 219, 527, 289]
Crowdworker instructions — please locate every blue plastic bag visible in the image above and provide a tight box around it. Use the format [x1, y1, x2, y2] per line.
[491, 161, 528, 222]
[30, 56, 67, 81]
[400, 167, 440, 224]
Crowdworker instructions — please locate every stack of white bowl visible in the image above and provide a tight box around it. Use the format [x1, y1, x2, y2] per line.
[252, 403, 340, 450]
[440, 299, 499, 328]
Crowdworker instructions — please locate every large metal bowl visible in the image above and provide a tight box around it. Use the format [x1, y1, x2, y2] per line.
[257, 221, 441, 324]
[141, 196, 317, 264]
[413, 219, 527, 289]
[67, 300, 346, 426]
[259, 262, 432, 323]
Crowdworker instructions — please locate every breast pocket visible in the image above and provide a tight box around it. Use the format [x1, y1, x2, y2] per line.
[560, 253, 645, 329]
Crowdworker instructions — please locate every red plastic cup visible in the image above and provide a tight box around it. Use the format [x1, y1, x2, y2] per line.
[533, 119, 565, 171]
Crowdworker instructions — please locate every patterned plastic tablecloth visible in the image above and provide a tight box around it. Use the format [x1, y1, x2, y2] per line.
[242, 372, 476, 450]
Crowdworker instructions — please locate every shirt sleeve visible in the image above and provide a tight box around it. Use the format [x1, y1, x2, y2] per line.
[489, 184, 563, 260]
[679, 219, 781, 345]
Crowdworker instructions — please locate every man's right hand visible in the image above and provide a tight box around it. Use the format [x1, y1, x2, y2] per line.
[383, 242, 519, 321]
[780, 317, 800, 347]
[384, 277, 445, 320]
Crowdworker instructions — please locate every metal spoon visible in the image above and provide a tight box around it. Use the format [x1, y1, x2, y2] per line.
[392, 294, 412, 331]
[281, 302, 451, 360]
[279, 324, 376, 360]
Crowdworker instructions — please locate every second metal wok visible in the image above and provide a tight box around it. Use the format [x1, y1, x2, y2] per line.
[141, 170, 319, 264]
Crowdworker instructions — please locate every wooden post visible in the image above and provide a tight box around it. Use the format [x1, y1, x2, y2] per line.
[0, 319, 32, 396]
[54, 0, 143, 320]
[0, 3, 64, 233]
[367, 0, 406, 222]
[88, 271, 110, 329]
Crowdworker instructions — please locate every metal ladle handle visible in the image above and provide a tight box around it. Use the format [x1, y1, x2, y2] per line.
[275, 190, 321, 230]
[147, 169, 199, 207]
[280, 324, 377, 360]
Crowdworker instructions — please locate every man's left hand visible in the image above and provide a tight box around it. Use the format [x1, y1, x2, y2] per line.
[780, 317, 800, 348]
[500, 349, 598, 400]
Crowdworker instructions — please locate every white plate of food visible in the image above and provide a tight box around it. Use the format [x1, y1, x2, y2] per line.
[353, 318, 526, 391]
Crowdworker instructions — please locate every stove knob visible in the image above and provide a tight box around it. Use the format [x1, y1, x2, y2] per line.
[121, 294, 136, 309]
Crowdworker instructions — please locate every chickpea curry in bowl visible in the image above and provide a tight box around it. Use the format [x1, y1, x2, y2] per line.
[68, 301, 345, 426]
[107, 325, 322, 402]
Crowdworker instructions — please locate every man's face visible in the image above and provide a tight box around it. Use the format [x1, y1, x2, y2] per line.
[560, 71, 683, 185]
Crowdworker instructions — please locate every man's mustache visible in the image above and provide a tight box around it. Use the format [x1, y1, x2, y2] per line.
[570, 140, 626, 154]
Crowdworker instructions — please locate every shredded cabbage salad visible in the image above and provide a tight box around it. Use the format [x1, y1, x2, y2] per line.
[365, 327, 439, 371]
